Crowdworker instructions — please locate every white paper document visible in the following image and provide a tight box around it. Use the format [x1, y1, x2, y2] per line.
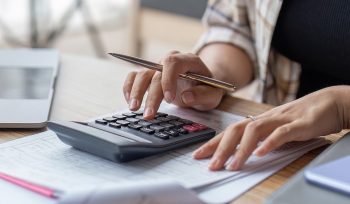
[197, 151, 307, 203]
[0, 104, 328, 203]
[59, 180, 204, 204]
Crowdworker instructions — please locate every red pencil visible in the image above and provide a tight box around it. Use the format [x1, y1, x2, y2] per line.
[0, 172, 62, 198]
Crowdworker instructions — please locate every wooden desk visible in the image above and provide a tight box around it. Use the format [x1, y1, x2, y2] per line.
[0, 54, 344, 203]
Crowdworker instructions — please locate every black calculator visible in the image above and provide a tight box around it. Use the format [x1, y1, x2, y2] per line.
[48, 110, 216, 162]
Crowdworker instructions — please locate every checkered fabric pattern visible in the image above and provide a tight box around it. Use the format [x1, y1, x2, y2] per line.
[194, 0, 301, 105]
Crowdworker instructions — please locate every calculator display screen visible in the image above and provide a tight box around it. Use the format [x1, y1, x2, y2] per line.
[0, 67, 53, 99]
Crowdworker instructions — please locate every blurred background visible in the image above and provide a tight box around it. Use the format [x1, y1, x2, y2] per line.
[0, 0, 255, 99]
[0, 0, 207, 60]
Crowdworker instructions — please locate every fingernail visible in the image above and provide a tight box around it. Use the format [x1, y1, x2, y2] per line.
[164, 91, 174, 103]
[226, 159, 239, 171]
[129, 98, 138, 110]
[182, 92, 194, 104]
[254, 146, 265, 157]
[125, 92, 130, 103]
[192, 149, 202, 158]
[143, 107, 154, 117]
[252, 148, 260, 156]
[209, 157, 220, 170]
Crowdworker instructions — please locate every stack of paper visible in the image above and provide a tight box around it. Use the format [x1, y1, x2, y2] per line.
[0, 104, 327, 203]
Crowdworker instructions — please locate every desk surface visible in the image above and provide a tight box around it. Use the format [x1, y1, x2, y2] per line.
[0, 54, 344, 204]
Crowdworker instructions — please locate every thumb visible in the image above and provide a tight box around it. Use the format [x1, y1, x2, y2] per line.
[181, 85, 224, 111]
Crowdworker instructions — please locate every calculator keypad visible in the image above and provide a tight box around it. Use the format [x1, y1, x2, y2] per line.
[94, 111, 210, 141]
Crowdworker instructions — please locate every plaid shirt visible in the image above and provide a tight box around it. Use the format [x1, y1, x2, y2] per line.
[194, 0, 301, 105]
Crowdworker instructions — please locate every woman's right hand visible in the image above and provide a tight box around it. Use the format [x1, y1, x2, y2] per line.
[123, 51, 225, 119]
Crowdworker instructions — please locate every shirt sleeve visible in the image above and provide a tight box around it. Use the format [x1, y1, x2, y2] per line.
[193, 0, 257, 64]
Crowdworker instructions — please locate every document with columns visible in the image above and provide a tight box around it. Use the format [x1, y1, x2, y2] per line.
[0, 103, 327, 203]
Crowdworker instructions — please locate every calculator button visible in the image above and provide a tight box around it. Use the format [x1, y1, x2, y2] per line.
[192, 123, 208, 131]
[95, 119, 108, 125]
[155, 112, 168, 117]
[109, 122, 121, 128]
[128, 124, 143, 130]
[140, 127, 155, 134]
[154, 132, 170, 140]
[135, 115, 144, 120]
[183, 125, 198, 132]
[157, 117, 171, 122]
[169, 121, 183, 127]
[175, 128, 189, 134]
[103, 117, 117, 122]
[159, 122, 174, 129]
[126, 118, 140, 123]
[116, 120, 130, 126]
[147, 119, 161, 124]
[150, 125, 165, 132]
[166, 115, 179, 120]
[112, 115, 126, 120]
[138, 121, 152, 127]
[122, 113, 137, 117]
[164, 130, 179, 137]
[178, 119, 193, 125]
[132, 110, 144, 115]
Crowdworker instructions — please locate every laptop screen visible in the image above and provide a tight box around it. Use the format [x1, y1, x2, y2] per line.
[0, 67, 53, 99]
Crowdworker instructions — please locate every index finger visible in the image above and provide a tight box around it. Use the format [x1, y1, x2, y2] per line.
[208, 120, 249, 171]
[227, 116, 290, 170]
[161, 53, 211, 103]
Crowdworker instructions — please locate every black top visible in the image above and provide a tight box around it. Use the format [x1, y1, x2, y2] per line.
[272, 0, 350, 98]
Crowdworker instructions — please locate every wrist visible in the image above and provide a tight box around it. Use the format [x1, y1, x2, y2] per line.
[198, 43, 253, 89]
[330, 86, 350, 129]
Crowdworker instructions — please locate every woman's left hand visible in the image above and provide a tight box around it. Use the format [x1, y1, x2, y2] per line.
[193, 86, 348, 171]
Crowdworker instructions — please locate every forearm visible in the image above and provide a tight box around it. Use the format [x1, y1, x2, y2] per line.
[198, 43, 254, 89]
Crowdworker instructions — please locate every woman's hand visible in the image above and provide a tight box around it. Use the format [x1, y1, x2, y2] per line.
[123, 51, 225, 119]
[193, 86, 349, 171]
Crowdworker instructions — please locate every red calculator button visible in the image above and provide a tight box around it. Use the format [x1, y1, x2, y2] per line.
[183, 125, 198, 132]
[192, 123, 208, 131]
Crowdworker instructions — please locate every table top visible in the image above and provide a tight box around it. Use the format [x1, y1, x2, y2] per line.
[0, 54, 344, 203]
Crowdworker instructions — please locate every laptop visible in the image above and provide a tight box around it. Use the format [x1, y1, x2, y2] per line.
[266, 132, 350, 204]
[0, 49, 59, 128]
